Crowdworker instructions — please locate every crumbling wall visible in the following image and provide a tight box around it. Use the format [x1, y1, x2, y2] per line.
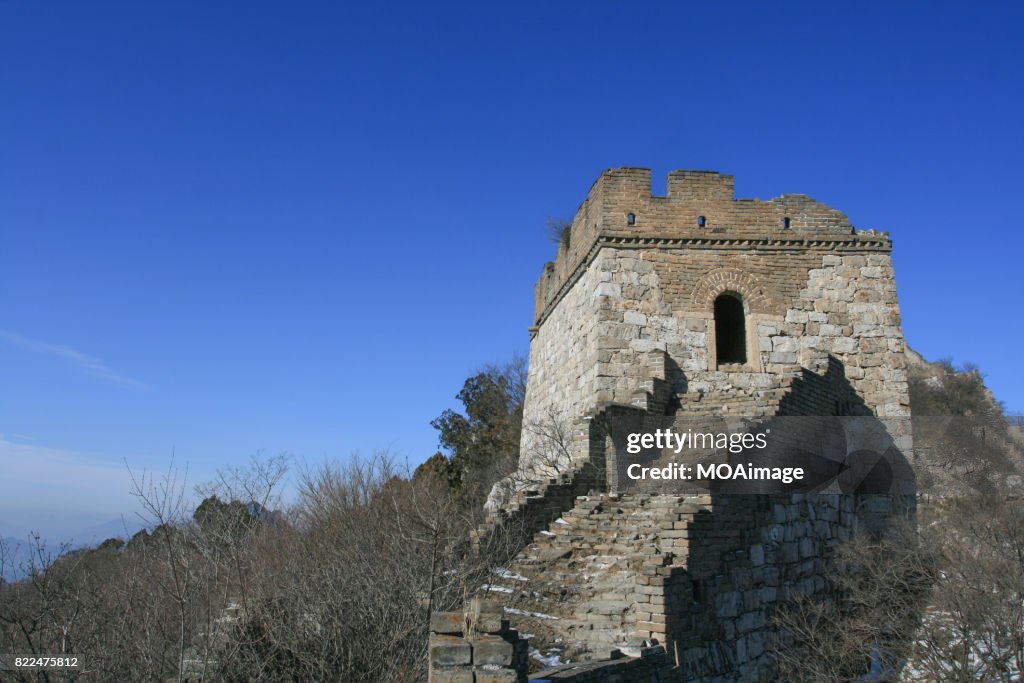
[429, 600, 529, 683]
[428, 600, 678, 683]
[483, 491, 883, 682]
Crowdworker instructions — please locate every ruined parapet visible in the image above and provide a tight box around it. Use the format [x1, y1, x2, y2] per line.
[429, 599, 529, 683]
[428, 599, 679, 683]
[532, 168, 870, 327]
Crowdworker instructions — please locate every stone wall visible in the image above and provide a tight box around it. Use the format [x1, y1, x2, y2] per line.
[480, 491, 889, 682]
[427, 600, 678, 683]
[517, 256, 605, 478]
[588, 247, 908, 415]
[472, 168, 916, 682]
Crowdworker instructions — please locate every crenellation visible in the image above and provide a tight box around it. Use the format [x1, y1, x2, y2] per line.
[665, 169, 736, 202]
[532, 169, 890, 330]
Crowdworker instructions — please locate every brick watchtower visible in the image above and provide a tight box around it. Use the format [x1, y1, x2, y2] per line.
[480, 169, 912, 681]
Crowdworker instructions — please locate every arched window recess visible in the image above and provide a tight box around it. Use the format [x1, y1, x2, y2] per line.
[714, 292, 747, 365]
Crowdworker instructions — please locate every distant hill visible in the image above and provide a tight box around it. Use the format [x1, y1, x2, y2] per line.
[69, 516, 145, 547]
[906, 346, 1024, 496]
[1, 517, 145, 584]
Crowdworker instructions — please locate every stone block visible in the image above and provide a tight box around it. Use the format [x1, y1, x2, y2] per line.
[474, 671, 518, 683]
[630, 338, 664, 353]
[594, 282, 621, 298]
[431, 612, 465, 635]
[469, 635, 514, 666]
[715, 591, 739, 618]
[431, 669, 475, 683]
[431, 635, 472, 667]
[469, 599, 504, 634]
[624, 311, 648, 326]
[784, 310, 808, 323]
[737, 611, 764, 633]
[832, 337, 857, 353]
[781, 542, 799, 563]
[772, 336, 798, 352]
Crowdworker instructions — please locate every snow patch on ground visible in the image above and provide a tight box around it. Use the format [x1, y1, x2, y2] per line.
[493, 567, 529, 581]
[505, 607, 559, 620]
[530, 647, 563, 668]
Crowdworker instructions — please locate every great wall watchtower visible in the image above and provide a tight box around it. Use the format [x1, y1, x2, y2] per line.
[463, 168, 913, 682]
[510, 168, 910, 494]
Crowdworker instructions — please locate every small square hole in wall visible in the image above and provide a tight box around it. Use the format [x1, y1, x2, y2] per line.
[627, 212, 636, 226]
[784, 216, 791, 229]
[698, 215, 707, 227]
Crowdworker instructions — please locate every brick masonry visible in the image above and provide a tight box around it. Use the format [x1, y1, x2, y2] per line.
[465, 168, 914, 682]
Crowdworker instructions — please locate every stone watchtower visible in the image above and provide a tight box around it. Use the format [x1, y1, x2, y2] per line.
[479, 169, 913, 681]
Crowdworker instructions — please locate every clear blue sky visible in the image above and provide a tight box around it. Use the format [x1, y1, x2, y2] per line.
[1, 1, 1021, 542]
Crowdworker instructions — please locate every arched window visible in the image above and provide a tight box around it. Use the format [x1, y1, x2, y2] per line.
[714, 293, 746, 365]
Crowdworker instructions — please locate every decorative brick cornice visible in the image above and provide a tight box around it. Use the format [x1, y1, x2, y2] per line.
[597, 235, 891, 250]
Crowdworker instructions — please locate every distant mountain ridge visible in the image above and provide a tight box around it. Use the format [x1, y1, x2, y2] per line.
[1, 517, 145, 583]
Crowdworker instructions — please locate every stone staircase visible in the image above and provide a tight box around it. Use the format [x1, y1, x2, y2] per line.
[480, 493, 711, 656]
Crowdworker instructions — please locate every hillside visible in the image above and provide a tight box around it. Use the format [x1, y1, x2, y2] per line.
[905, 347, 1024, 496]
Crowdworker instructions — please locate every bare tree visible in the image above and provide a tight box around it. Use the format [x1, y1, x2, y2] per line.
[213, 452, 489, 681]
[0, 444, 528, 682]
[126, 458, 203, 683]
[771, 520, 938, 682]
[486, 406, 581, 514]
[907, 497, 1024, 681]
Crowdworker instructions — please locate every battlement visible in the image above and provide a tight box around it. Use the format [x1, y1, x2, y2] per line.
[535, 168, 890, 326]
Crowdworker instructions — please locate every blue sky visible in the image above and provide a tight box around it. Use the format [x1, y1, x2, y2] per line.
[1, 1, 1021, 542]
